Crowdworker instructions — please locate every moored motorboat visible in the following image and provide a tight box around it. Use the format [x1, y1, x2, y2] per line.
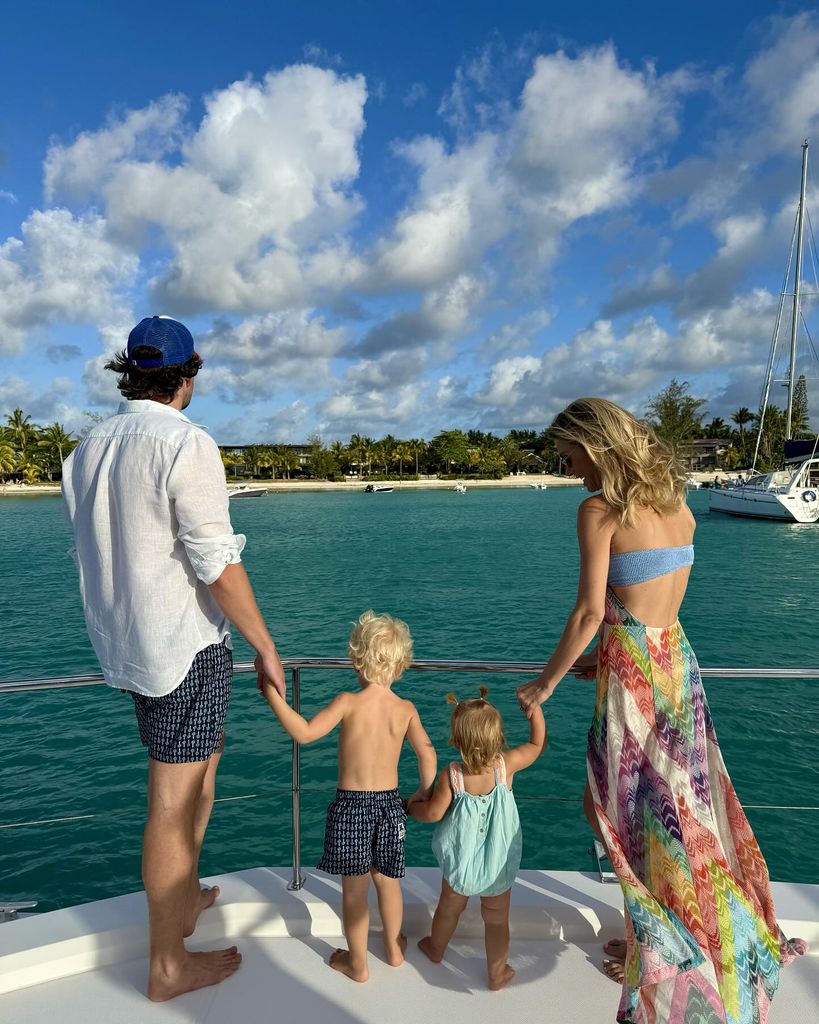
[228, 486, 267, 498]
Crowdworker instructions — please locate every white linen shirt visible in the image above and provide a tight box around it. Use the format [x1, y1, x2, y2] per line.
[61, 400, 245, 696]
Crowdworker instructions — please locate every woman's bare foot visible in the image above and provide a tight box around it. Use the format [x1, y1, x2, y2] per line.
[384, 931, 407, 966]
[328, 948, 369, 983]
[183, 884, 220, 938]
[417, 936, 444, 963]
[603, 959, 625, 983]
[603, 937, 626, 959]
[488, 964, 516, 991]
[148, 946, 241, 1002]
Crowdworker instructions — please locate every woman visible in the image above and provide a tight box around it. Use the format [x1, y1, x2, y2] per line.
[517, 398, 804, 1024]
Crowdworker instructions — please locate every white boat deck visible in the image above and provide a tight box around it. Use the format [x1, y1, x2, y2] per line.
[1, 868, 817, 1023]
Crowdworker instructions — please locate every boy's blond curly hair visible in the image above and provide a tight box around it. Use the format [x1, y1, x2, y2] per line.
[348, 610, 413, 686]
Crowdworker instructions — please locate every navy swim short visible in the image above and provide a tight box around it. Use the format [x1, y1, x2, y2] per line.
[130, 641, 232, 763]
[318, 789, 407, 878]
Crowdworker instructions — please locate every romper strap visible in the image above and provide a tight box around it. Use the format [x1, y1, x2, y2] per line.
[449, 761, 464, 794]
[494, 755, 507, 786]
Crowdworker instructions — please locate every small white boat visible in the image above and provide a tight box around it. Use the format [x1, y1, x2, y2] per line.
[529, 482, 548, 490]
[364, 484, 393, 493]
[228, 486, 267, 499]
[454, 482, 467, 493]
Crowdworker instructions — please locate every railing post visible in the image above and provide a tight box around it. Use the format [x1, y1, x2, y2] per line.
[287, 666, 305, 891]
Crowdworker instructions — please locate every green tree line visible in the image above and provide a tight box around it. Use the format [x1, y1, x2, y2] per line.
[3, 376, 812, 484]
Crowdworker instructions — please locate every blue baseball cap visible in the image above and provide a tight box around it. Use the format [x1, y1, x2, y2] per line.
[127, 316, 196, 368]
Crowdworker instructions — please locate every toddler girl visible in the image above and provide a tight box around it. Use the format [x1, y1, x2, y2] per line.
[408, 687, 546, 989]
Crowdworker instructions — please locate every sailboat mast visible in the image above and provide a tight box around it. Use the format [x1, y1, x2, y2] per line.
[785, 140, 809, 440]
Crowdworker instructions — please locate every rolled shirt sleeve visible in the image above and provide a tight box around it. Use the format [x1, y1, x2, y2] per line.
[167, 430, 246, 585]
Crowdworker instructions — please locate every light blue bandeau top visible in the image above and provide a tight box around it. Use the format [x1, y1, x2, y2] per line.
[607, 545, 694, 586]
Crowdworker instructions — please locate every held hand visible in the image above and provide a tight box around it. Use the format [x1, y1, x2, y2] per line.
[516, 679, 555, 718]
[256, 648, 286, 700]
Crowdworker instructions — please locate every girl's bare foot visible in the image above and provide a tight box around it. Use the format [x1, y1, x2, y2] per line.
[384, 931, 407, 966]
[183, 884, 220, 938]
[148, 946, 241, 1001]
[603, 959, 625, 983]
[488, 964, 516, 991]
[328, 948, 369, 983]
[417, 936, 444, 963]
[603, 937, 626, 959]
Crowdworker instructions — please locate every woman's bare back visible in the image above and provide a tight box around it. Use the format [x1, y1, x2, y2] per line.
[597, 498, 696, 628]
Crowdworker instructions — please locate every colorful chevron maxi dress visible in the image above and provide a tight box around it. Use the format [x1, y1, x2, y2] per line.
[587, 589, 806, 1024]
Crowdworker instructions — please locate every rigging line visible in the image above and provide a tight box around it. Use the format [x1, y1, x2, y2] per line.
[800, 310, 819, 365]
[3, 796, 819, 831]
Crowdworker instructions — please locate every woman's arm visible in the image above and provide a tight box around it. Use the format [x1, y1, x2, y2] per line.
[261, 684, 347, 744]
[504, 704, 547, 774]
[518, 499, 614, 712]
[408, 766, 453, 823]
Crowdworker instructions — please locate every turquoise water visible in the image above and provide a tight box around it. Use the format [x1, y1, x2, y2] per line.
[1, 488, 818, 911]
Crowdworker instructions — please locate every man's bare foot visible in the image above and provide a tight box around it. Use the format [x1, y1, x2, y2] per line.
[147, 946, 241, 1002]
[488, 964, 516, 991]
[384, 932, 407, 966]
[183, 884, 220, 938]
[417, 936, 444, 964]
[603, 937, 626, 959]
[603, 959, 625, 983]
[328, 948, 368, 983]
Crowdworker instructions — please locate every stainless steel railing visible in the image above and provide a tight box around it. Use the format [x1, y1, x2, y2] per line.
[3, 659, 819, 891]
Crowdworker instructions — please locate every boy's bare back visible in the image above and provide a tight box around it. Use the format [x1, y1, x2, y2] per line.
[336, 685, 424, 790]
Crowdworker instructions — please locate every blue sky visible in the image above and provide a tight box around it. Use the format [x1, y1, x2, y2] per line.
[1, 1, 818, 442]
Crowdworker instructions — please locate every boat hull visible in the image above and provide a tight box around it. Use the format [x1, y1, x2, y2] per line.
[709, 487, 819, 522]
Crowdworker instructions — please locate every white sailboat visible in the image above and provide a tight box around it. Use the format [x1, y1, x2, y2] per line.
[710, 141, 819, 523]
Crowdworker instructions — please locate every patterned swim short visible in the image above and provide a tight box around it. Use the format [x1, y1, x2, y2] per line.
[318, 789, 407, 878]
[130, 641, 232, 764]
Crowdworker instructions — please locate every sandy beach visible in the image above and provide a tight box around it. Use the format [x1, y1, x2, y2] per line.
[1, 471, 724, 496]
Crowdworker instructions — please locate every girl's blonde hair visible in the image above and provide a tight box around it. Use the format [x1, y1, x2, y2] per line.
[348, 610, 413, 686]
[550, 397, 687, 526]
[447, 686, 506, 775]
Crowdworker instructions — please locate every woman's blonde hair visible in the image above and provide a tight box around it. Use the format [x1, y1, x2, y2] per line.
[550, 397, 687, 525]
[447, 686, 506, 775]
[348, 610, 413, 686]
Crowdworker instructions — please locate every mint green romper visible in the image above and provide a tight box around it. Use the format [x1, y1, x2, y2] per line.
[431, 755, 522, 898]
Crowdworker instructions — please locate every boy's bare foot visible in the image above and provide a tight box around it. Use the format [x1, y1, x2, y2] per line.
[384, 932, 407, 966]
[328, 948, 369, 983]
[603, 959, 625, 983]
[488, 964, 516, 991]
[147, 946, 241, 1002]
[417, 936, 444, 964]
[183, 884, 220, 938]
[603, 937, 626, 959]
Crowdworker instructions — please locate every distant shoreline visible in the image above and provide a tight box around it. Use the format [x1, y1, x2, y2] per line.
[1, 471, 726, 497]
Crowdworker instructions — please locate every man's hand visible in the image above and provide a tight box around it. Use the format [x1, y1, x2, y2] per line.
[256, 648, 286, 699]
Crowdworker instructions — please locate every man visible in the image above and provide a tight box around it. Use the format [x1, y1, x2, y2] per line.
[62, 315, 285, 1001]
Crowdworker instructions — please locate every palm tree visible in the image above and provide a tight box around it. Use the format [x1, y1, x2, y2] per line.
[220, 449, 240, 479]
[408, 438, 426, 476]
[19, 460, 43, 484]
[329, 440, 347, 474]
[6, 408, 35, 452]
[37, 422, 76, 480]
[0, 440, 16, 480]
[393, 442, 413, 477]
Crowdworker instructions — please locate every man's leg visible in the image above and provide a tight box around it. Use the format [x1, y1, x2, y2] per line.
[370, 870, 406, 966]
[144, 757, 241, 1002]
[418, 879, 469, 963]
[329, 874, 371, 982]
[183, 737, 223, 937]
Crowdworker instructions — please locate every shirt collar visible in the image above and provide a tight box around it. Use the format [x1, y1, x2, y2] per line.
[117, 400, 206, 429]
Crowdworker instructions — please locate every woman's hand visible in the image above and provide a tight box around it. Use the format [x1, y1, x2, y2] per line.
[516, 678, 556, 718]
[569, 649, 598, 680]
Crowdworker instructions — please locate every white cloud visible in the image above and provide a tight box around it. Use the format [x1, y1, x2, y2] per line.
[0, 209, 137, 354]
[403, 82, 427, 108]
